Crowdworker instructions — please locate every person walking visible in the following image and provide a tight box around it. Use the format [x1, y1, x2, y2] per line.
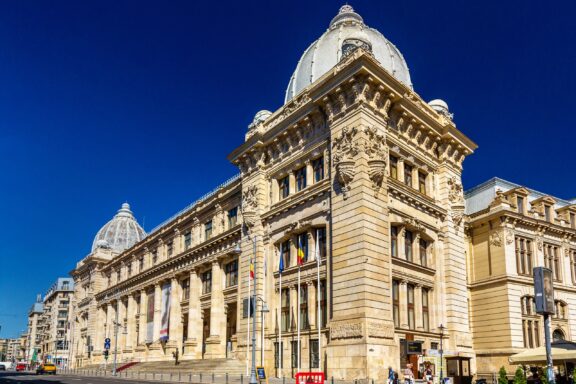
[404, 363, 414, 384]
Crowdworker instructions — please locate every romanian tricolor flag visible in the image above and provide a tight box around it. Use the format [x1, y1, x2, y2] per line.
[297, 236, 305, 265]
[249, 258, 254, 279]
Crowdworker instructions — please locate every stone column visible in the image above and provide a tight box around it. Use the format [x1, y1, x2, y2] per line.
[399, 281, 408, 329]
[398, 227, 406, 260]
[137, 290, 147, 347]
[271, 178, 279, 204]
[308, 231, 316, 261]
[289, 172, 296, 194]
[290, 285, 298, 332]
[305, 159, 313, 186]
[166, 277, 182, 355]
[415, 285, 423, 331]
[173, 229, 181, 255]
[184, 270, 202, 358]
[117, 298, 127, 357]
[414, 233, 421, 265]
[96, 306, 106, 355]
[205, 261, 226, 358]
[126, 294, 137, 352]
[397, 159, 405, 184]
[149, 283, 162, 354]
[307, 282, 317, 330]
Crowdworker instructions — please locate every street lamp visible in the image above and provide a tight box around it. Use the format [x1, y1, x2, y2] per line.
[438, 324, 445, 384]
[254, 296, 270, 366]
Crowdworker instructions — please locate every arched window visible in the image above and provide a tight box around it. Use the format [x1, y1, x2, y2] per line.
[553, 329, 565, 341]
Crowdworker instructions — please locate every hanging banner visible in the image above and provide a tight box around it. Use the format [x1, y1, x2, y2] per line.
[160, 283, 171, 341]
[146, 291, 154, 343]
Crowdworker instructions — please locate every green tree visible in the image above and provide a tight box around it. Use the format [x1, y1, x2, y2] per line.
[513, 366, 526, 384]
[499, 367, 509, 384]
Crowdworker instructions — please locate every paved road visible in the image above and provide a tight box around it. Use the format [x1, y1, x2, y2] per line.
[0, 372, 153, 384]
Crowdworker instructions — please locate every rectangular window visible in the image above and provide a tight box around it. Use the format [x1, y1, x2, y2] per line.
[419, 239, 428, 267]
[281, 240, 291, 269]
[300, 285, 309, 330]
[139, 257, 144, 271]
[295, 167, 307, 192]
[279, 176, 290, 199]
[225, 260, 239, 287]
[405, 230, 413, 262]
[201, 270, 212, 294]
[167, 241, 173, 257]
[407, 284, 415, 330]
[116, 270, 121, 283]
[422, 288, 429, 331]
[127, 263, 132, 277]
[242, 297, 255, 318]
[404, 164, 413, 187]
[274, 342, 283, 369]
[227, 207, 238, 228]
[534, 320, 540, 347]
[151, 250, 158, 265]
[291, 341, 299, 368]
[517, 196, 525, 215]
[317, 228, 327, 259]
[515, 237, 533, 276]
[204, 220, 213, 240]
[418, 172, 427, 195]
[184, 231, 192, 249]
[319, 280, 327, 328]
[181, 278, 190, 301]
[281, 288, 290, 332]
[391, 226, 398, 257]
[390, 156, 398, 180]
[392, 280, 399, 327]
[297, 233, 308, 263]
[571, 213, 575, 229]
[310, 339, 319, 369]
[313, 157, 324, 183]
[544, 205, 551, 222]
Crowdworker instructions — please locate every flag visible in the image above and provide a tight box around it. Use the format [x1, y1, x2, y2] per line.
[279, 247, 284, 274]
[250, 258, 254, 279]
[297, 235, 305, 265]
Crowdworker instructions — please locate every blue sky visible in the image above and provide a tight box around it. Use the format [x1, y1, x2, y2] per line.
[0, 1, 575, 338]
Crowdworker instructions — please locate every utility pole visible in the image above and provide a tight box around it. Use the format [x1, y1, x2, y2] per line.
[112, 291, 120, 376]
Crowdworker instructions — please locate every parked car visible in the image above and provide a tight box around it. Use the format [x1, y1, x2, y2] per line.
[36, 364, 56, 375]
[0, 364, 6, 371]
[15, 363, 26, 372]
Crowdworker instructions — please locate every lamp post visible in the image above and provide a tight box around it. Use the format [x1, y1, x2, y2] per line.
[255, 297, 269, 365]
[438, 324, 445, 384]
[249, 236, 258, 384]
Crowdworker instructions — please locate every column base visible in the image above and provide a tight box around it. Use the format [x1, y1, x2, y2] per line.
[183, 338, 200, 358]
[204, 335, 225, 359]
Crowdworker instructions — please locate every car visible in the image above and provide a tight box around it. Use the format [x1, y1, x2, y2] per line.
[36, 363, 56, 375]
[15, 363, 26, 372]
[0, 364, 6, 371]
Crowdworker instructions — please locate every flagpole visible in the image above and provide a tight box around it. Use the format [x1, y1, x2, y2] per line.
[297, 263, 301, 373]
[315, 229, 321, 372]
[246, 256, 251, 375]
[278, 247, 283, 377]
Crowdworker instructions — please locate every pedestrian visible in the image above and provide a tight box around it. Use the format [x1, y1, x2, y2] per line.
[424, 364, 433, 384]
[404, 363, 414, 384]
[388, 367, 395, 384]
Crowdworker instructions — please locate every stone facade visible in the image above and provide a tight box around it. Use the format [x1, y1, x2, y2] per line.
[466, 178, 576, 376]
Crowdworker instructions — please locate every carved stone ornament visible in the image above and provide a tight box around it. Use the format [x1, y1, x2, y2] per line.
[367, 321, 394, 339]
[536, 237, 543, 251]
[489, 230, 502, 247]
[332, 127, 360, 199]
[364, 126, 388, 196]
[330, 321, 363, 340]
[452, 211, 464, 231]
[448, 176, 465, 205]
[242, 185, 258, 212]
[506, 229, 515, 245]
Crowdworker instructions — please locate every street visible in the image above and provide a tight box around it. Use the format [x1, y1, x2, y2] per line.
[0, 372, 158, 384]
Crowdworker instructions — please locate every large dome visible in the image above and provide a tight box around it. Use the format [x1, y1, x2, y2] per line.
[91, 203, 146, 253]
[285, 5, 412, 103]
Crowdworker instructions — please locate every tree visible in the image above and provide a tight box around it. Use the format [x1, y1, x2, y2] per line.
[513, 366, 526, 384]
[499, 367, 509, 384]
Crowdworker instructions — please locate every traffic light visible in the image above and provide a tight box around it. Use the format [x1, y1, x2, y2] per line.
[104, 350, 109, 359]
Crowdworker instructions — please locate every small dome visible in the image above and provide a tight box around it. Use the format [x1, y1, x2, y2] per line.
[285, 5, 412, 103]
[252, 110, 272, 125]
[91, 203, 146, 253]
[428, 99, 452, 118]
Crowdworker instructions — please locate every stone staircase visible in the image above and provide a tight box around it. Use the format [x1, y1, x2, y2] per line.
[126, 358, 246, 375]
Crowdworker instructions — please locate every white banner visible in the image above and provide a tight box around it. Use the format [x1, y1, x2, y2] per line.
[159, 283, 171, 341]
[146, 291, 154, 343]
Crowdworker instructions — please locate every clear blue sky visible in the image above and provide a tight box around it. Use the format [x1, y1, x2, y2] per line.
[1, 1, 575, 338]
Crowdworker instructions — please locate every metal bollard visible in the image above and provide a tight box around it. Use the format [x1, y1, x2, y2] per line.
[189, 373, 192, 382]
[212, 373, 215, 383]
[179, 372, 182, 381]
[200, 373, 203, 383]
[283, 376, 286, 384]
[226, 373, 229, 384]
[153, 372, 156, 380]
[171, 373, 174, 380]
[241, 374, 244, 384]
[331, 376, 334, 384]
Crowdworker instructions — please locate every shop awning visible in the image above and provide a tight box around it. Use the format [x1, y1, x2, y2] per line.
[509, 341, 576, 364]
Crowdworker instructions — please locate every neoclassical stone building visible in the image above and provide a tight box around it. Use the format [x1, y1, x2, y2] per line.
[466, 178, 576, 375]
[66, 4, 576, 382]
